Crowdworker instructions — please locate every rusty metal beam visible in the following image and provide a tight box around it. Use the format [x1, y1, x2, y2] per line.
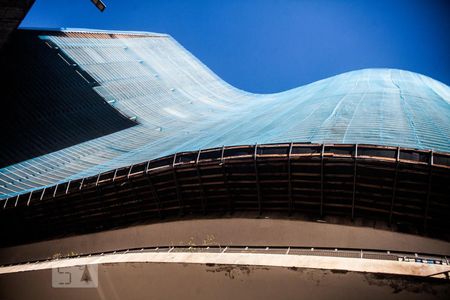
[91, 0, 106, 12]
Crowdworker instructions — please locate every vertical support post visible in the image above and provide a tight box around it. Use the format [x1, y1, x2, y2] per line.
[124, 167, 142, 220]
[27, 191, 33, 206]
[78, 180, 87, 232]
[14, 195, 20, 207]
[221, 146, 232, 214]
[40, 187, 47, 201]
[146, 160, 161, 217]
[112, 169, 118, 182]
[221, 145, 225, 161]
[77, 177, 88, 233]
[65, 181, 71, 194]
[126, 176, 141, 214]
[146, 175, 162, 218]
[351, 144, 358, 221]
[127, 165, 134, 179]
[145, 160, 151, 174]
[254, 144, 262, 215]
[95, 173, 101, 186]
[79, 178, 85, 190]
[94, 174, 106, 213]
[196, 149, 207, 214]
[389, 147, 400, 226]
[423, 151, 433, 233]
[288, 142, 293, 215]
[320, 144, 325, 217]
[52, 184, 59, 198]
[172, 153, 183, 215]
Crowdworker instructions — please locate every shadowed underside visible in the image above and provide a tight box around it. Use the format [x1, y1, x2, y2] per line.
[0, 30, 137, 168]
[1, 143, 450, 246]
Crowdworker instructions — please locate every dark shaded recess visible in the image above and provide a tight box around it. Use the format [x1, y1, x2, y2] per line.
[0, 30, 136, 168]
[1, 144, 449, 247]
[0, 0, 35, 49]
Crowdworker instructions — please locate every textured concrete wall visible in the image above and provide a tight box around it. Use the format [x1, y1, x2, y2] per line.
[1, 262, 449, 300]
[1, 218, 449, 265]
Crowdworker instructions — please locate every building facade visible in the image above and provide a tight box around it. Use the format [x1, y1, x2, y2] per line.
[0, 28, 450, 299]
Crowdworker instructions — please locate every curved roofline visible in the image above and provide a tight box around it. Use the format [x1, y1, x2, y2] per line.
[17, 28, 450, 89]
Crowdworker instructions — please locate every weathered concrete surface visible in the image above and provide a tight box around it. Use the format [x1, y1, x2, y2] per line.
[1, 252, 449, 277]
[1, 218, 449, 264]
[0, 262, 449, 300]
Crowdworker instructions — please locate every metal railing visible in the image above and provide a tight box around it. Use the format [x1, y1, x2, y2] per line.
[2, 245, 448, 268]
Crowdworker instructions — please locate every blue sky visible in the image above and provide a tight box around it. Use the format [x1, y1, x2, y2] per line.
[21, 0, 450, 93]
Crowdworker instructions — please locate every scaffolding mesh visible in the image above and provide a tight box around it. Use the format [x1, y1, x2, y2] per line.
[0, 29, 449, 199]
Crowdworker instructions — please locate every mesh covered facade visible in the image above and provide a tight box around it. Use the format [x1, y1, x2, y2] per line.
[0, 28, 449, 200]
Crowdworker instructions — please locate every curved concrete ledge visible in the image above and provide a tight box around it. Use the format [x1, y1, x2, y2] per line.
[1, 251, 449, 278]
